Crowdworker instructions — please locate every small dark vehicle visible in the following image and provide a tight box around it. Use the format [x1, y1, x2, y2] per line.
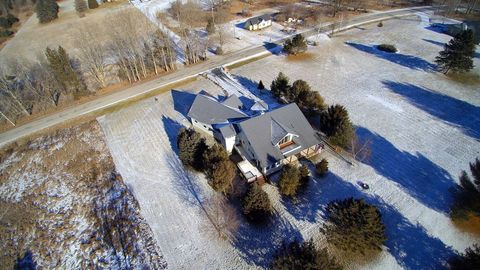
[357, 181, 369, 190]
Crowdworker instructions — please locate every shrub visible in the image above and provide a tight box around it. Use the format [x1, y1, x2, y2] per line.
[377, 44, 397, 53]
[0, 14, 18, 29]
[449, 244, 480, 270]
[320, 105, 355, 148]
[258, 80, 265, 90]
[36, 0, 59, 24]
[299, 165, 310, 185]
[215, 46, 224, 55]
[88, 0, 99, 9]
[242, 183, 272, 222]
[279, 165, 301, 197]
[75, 0, 88, 14]
[322, 198, 387, 254]
[0, 29, 14, 37]
[316, 159, 329, 176]
[283, 34, 307, 55]
[177, 128, 207, 170]
[377, 21, 383, 27]
[272, 239, 342, 270]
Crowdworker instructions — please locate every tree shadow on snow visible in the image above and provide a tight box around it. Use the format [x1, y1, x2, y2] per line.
[232, 212, 304, 268]
[15, 250, 37, 270]
[161, 116, 207, 208]
[422, 38, 446, 47]
[356, 126, 456, 213]
[263, 41, 282, 55]
[346, 42, 436, 71]
[383, 81, 480, 140]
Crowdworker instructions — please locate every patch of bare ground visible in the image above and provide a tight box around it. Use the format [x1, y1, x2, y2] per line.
[447, 72, 480, 86]
[453, 213, 480, 237]
[0, 121, 166, 269]
[286, 52, 316, 62]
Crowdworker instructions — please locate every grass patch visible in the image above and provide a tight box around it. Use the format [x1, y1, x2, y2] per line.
[447, 72, 480, 86]
[452, 212, 480, 236]
[286, 52, 315, 62]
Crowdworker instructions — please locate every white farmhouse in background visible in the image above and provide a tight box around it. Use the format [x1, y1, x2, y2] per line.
[244, 14, 272, 31]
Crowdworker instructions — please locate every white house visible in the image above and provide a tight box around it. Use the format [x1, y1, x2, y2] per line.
[244, 14, 272, 31]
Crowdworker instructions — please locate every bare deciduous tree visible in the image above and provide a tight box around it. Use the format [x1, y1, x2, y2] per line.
[201, 194, 240, 241]
[349, 136, 372, 162]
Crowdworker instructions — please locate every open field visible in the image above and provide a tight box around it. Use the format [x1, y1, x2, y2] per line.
[98, 12, 480, 269]
[0, 121, 166, 269]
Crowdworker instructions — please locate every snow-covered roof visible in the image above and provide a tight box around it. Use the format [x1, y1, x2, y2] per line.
[187, 94, 247, 125]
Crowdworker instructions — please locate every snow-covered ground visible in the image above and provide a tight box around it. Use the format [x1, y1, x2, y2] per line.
[99, 14, 480, 269]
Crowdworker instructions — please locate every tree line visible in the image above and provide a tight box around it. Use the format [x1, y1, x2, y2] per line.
[0, 8, 177, 127]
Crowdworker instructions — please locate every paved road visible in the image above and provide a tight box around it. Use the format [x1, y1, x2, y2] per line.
[0, 6, 435, 147]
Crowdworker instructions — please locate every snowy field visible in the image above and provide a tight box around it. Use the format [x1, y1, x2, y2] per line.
[99, 14, 480, 269]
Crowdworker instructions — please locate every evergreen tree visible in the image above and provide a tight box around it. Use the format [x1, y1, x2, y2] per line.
[320, 105, 355, 148]
[321, 198, 387, 254]
[206, 17, 215, 35]
[242, 183, 272, 222]
[452, 158, 480, 218]
[272, 239, 342, 270]
[279, 164, 301, 197]
[290, 79, 326, 115]
[435, 29, 476, 74]
[270, 72, 290, 98]
[299, 164, 310, 185]
[177, 128, 207, 170]
[45, 46, 86, 96]
[316, 158, 329, 176]
[449, 244, 480, 270]
[75, 0, 88, 14]
[283, 34, 308, 55]
[36, 0, 59, 24]
[88, 0, 98, 9]
[258, 80, 265, 90]
[203, 144, 235, 194]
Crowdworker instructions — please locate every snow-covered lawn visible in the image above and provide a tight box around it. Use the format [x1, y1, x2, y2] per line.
[99, 13, 480, 269]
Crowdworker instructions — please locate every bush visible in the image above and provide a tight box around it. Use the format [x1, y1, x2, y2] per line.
[377, 44, 397, 53]
[88, 0, 99, 9]
[215, 46, 224, 55]
[177, 128, 207, 170]
[75, 0, 88, 14]
[0, 29, 14, 37]
[320, 105, 355, 148]
[316, 159, 329, 176]
[36, 0, 59, 24]
[377, 21, 383, 27]
[272, 239, 342, 270]
[299, 165, 310, 185]
[279, 165, 301, 197]
[449, 244, 480, 270]
[242, 183, 272, 222]
[0, 14, 18, 29]
[283, 34, 307, 55]
[322, 198, 387, 255]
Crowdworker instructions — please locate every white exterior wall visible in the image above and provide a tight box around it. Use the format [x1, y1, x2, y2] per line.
[191, 119, 214, 136]
[224, 136, 236, 153]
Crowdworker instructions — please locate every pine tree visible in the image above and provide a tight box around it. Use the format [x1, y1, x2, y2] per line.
[203, 144, 235, 194]
[321, 198, 386, 255]
[299, 164, 310, 185]
[45, 46, 86, 96]
[272, 239, 342, 270]
[320, 105, 355, 148]
[449, 244, 480, 270]
[177, 128, 207, 170]
[88, 0, 98, 9]
[242, 183, 272, 222]
[75, 0, 88, 14]
[206, 17, 215, 35]
[258, 80, 265, 90]
[283, 34, 308, 55]
[270, 72, 290, 98]
[36, 0, 59, 24]
[435, 29, 476, 74]
[452, 158, 480, 218]
[279, 165, 301, 197]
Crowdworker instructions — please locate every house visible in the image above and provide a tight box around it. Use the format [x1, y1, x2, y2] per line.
[244, 14, 272, 31]
[186, 93, 322, 181]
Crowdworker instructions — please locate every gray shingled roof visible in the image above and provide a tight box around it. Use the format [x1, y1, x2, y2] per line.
[222, 95, 244, 110]
[188, 94, 247, 125]
[245, 14, 272, 27]
[237, 103, 319, 169]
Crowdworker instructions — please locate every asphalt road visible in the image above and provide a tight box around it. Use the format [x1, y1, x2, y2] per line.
[0, 6, 435, 147]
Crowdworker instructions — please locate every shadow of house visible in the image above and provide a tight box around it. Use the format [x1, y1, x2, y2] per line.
[356, 126, 456, 213]
[232, 212, 304, 268]
[346, 42, 436, 71]
[171, 90, 198, 120]
[383, 81, 480, 140]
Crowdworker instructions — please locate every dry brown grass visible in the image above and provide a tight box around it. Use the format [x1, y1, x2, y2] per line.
[286, 52, 316, 62]
[452, 213, 480, 237]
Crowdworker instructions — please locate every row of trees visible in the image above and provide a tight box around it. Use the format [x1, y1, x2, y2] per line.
[0, 8, 177, 127]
